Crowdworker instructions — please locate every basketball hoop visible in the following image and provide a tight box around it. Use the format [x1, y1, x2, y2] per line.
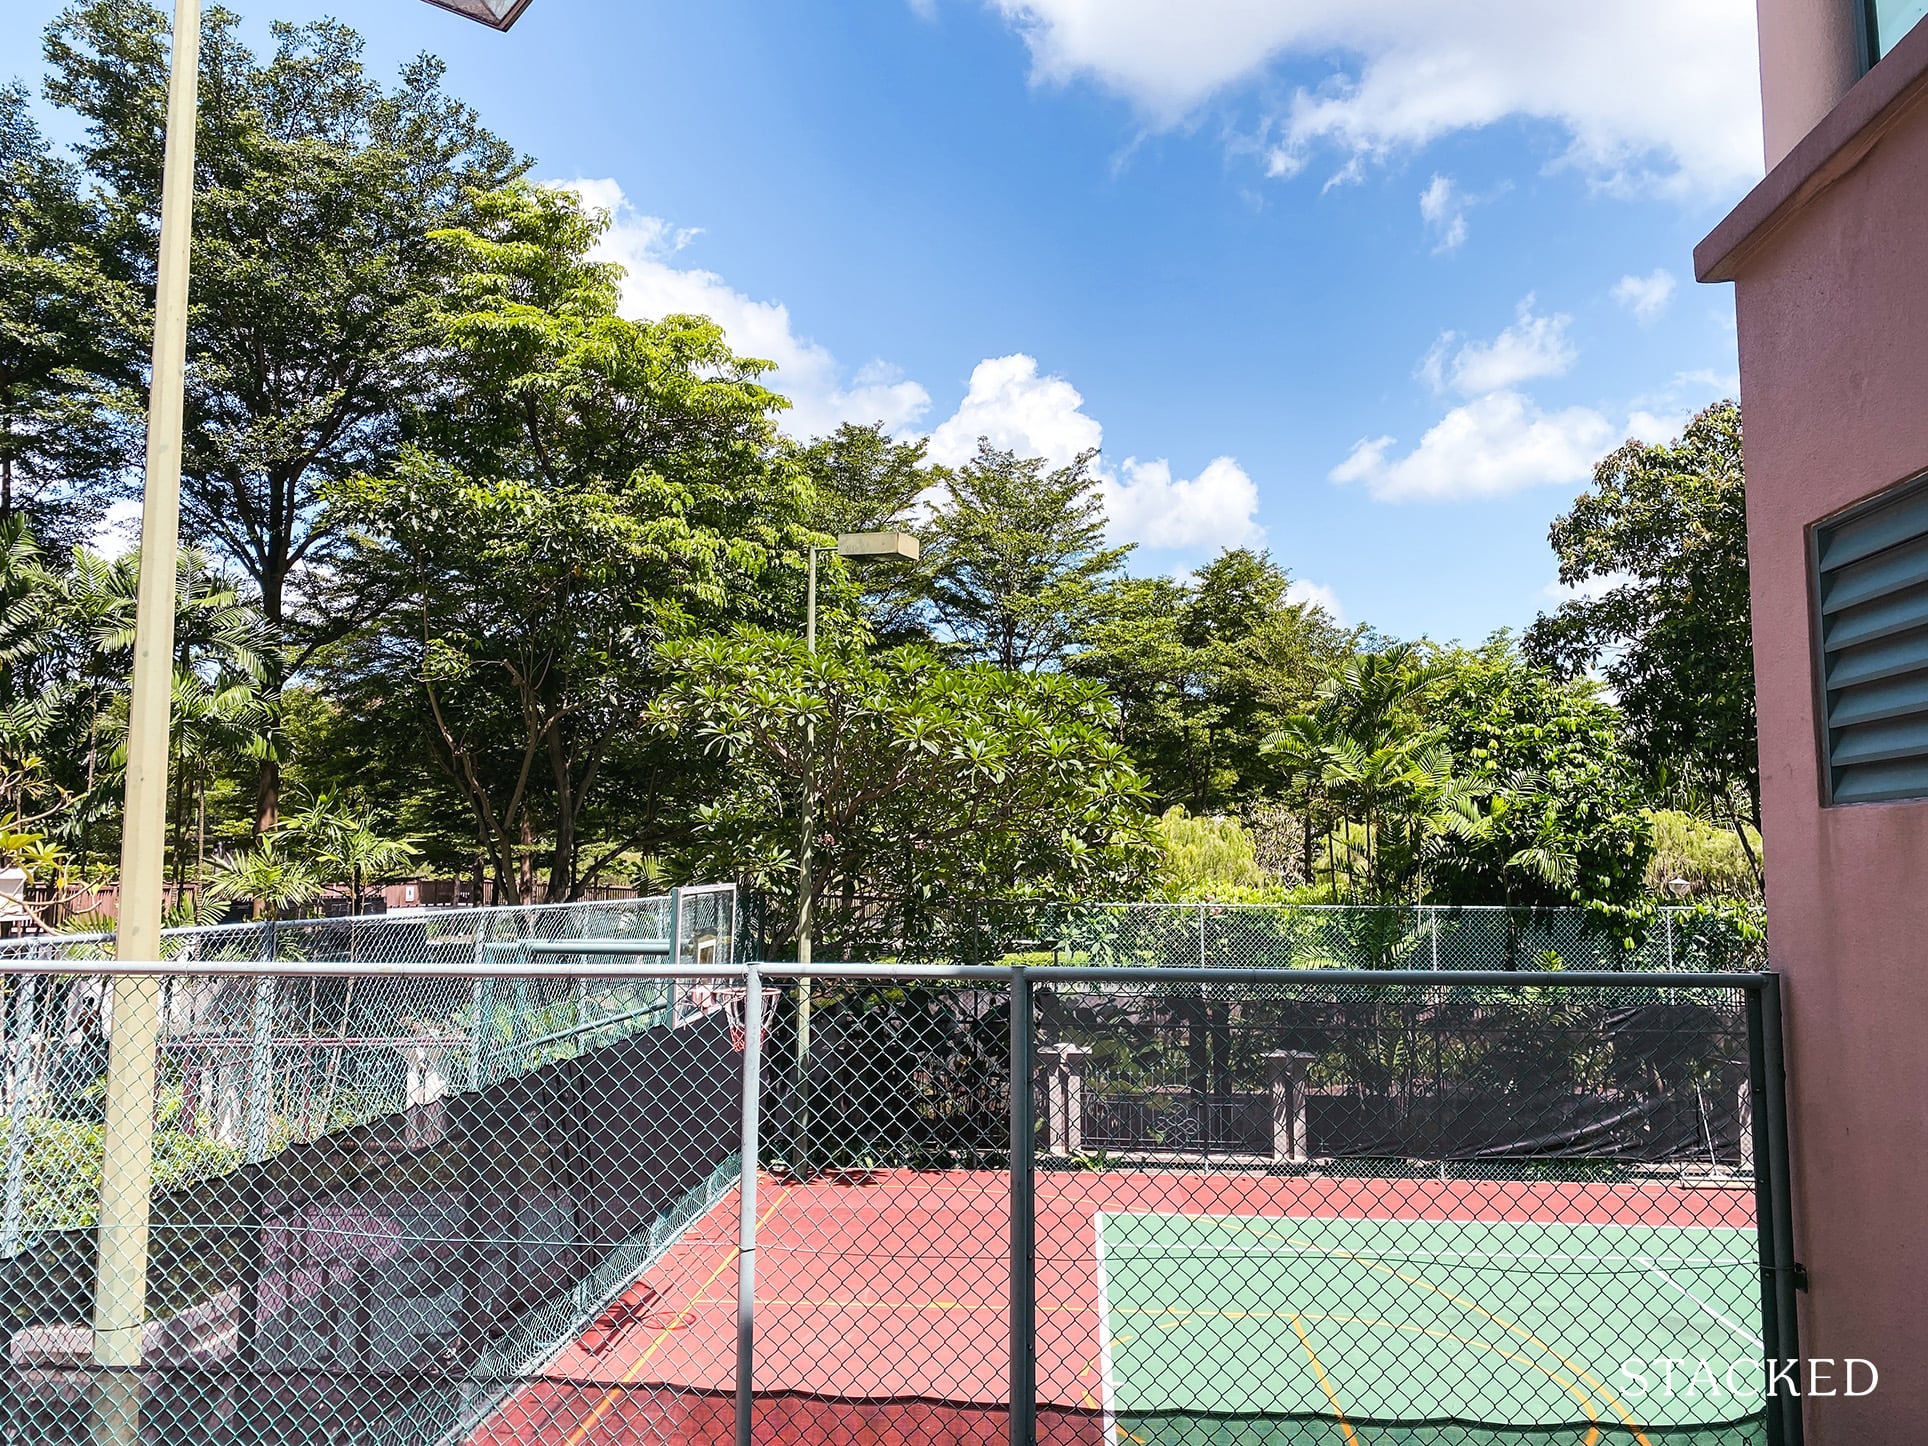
[717, 986, 780, 1052]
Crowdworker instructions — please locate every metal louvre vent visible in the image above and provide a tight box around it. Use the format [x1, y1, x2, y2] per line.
[1816, 476, 1928, 803]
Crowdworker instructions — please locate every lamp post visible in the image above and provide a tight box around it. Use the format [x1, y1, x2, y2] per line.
[94, 4, 532, 1441]
[795, 532, 919, 1064]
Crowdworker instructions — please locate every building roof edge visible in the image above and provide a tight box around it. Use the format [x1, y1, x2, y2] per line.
[1698, 18, 1928, 284]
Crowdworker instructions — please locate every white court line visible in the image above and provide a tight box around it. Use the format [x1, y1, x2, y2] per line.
[1639, 1255, 1764, 1348]
[1093, 1210, 1119, 1446]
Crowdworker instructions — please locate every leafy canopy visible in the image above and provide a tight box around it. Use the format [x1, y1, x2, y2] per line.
[1526, 401, 1758, 881]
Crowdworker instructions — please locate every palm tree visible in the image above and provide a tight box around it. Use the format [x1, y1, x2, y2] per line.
[280, 790, 418, 916]
[67, 548, 272, 892]
[206, 833, 321, 921]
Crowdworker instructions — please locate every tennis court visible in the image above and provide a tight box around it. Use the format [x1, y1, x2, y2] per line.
[473, 1167, 1765, 1446]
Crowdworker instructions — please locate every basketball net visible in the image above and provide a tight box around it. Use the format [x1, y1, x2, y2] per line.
[719, 986, 780, 1052]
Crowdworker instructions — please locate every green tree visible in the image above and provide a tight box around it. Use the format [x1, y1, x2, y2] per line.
[280, 789, 417, 914]
[1526, 401, 1759, 883]
[1266, 644, 1474, 901]
[53, 548, 271, 882]
[1074, 548, 1355, 809]
[1425, 639, 1654, 911]
[794, 421, 938, 645]
[922, 442, 1128, 671]
[207, 831, 319, 920]
[0, 82, 140, 549]
[654, 627, 1158, 955]
[329, 186, 813, 903]
[43, 3, 527, 831]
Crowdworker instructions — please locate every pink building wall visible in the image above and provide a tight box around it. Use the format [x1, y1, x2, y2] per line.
[1701, 15, 1928, 1437]
[1754, 0, 1862, 166]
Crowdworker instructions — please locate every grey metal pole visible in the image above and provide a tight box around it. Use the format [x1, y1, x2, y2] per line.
[1744, 983, 1781, 1446]
[1757, 975, 1804, 1446]
[797, 546, 818, 1033]
[735, 967, 764, 1446]
[245, 976, 274, 1164]
[1008, 967, 1035, 1446]
[3, 976, 36, 1257]
[794, 547, 821, 1177]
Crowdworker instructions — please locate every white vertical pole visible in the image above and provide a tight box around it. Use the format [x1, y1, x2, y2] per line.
[734, 967, 764, 1446]
[96, 6, 200, 1436]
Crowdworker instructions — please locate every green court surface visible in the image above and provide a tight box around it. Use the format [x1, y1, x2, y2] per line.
[1095, 1212, 1767, 1445]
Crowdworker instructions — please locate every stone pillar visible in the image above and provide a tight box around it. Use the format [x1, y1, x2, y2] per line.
[1266, 1050, 1319, 1163]
[1036, 1043, 1090, 1155]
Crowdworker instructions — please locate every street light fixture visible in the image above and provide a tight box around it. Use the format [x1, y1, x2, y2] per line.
[96, 3, 534, 1439]
[421, 0, 537, 30]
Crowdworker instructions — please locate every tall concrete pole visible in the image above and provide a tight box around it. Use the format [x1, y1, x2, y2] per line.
[95, 0, 199, 1438]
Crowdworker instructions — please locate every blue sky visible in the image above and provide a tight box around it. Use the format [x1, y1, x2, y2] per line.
[2, 0, 1765, 643]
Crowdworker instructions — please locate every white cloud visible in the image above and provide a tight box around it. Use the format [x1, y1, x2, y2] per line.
[987, 1, 1762, 197]
[1420, 298, 1578, 397]
[1625, 408, 1688, 445]
[1419, 174, 1468, 251]
[559, 187, 1268, 555]
[1286, 577, 1345, 622]
[1330, 390, 1616, 502]
[563, 178, 932, 439]
[1622, 366, 1737, 443]
[1103, 456, 1264, 550]
[925, 354, 1103, 469]
[907, 0, 939, 16]
[1611, 268, 1679, 323]
[1541, 570, 1633, 605]
[925, 354, 1264, 550]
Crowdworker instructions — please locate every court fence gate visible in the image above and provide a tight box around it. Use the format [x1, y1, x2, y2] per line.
[2, 947, 1801, 1446]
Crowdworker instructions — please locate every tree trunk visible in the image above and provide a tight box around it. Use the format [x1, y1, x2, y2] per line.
[254, 559, 289, 840]
[254, 755, 280, 839]
[516, 813, 535, 904]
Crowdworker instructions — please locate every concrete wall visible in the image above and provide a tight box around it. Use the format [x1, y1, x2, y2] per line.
[1731, 91, 1928, 1437]
[1756, 0, 1864, 166]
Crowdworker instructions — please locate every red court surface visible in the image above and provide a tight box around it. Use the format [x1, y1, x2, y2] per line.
[471, 1169, 1756, 1446]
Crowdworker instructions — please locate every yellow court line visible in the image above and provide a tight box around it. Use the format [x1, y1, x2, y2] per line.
[557, 1183, 794, 1446]
[1100, 1302, 1601, 1440]
[1289, 1235, 1652, 1446]
[1295, 1308, 1601, 1445]
[1290, 1314, 1361, 1446]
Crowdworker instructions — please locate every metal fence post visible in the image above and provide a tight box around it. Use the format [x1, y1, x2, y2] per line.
[1009, 966, 1036, 1446]
[669, 885, 684, 967]
[246, 976, 274, 1165]
[735, 966, 764, 1446]
[3, 976, 37, 1257]
[1748, 974, 1803, 1446]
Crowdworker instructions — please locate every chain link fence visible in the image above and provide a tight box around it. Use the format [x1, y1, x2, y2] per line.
[6, 918, 1799, 1446]
[739, 898, 1769, 975]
